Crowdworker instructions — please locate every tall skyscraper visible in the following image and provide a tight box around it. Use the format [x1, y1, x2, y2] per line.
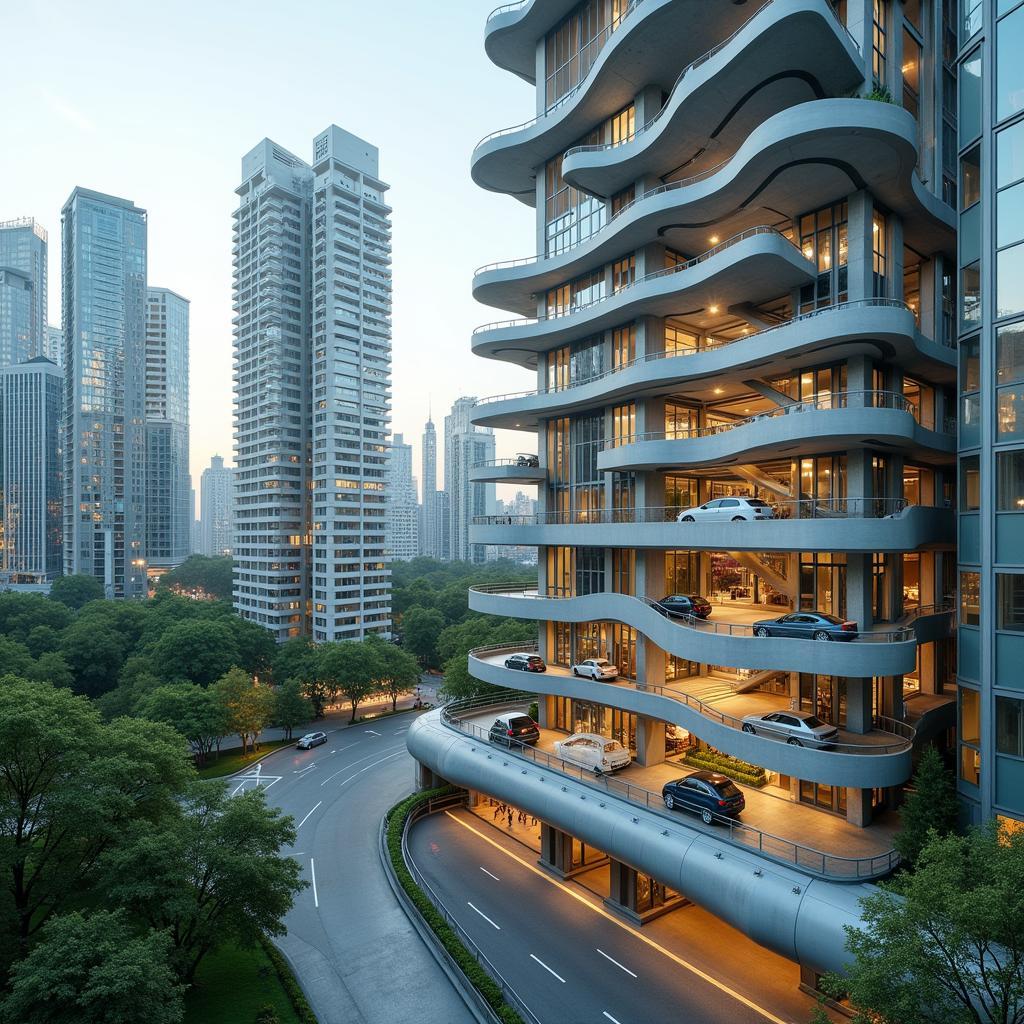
[44, 324, 62, 366]
[61, 188, 148, 599]
[420, 415, 440, 558]
[0, 218, 47, 361]
[0, 269, 33, 368]
[386, 432, 419, 561]
[444, 396, 495, 564]
[233, 126, 392, 642]
[199, 455, 233, 557]
[145, 287, 191, 573]
[0, 357, 62, 583]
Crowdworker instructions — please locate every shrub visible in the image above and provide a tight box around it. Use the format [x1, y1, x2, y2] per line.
[681, 748, 768, 787]
[257, 935, 318, 1024]
[528, 701, 539, 722]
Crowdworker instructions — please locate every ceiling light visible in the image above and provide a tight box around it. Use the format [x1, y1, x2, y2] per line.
[709, 304, 719, 314]
[713, 387, 724, 395]
[709, 234, 719, 245]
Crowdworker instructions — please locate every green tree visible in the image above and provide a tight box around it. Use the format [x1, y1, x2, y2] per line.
[0, 678, 192, 953]
[438, 618, 536, 700]
[1, 910, 183, 1024]
[59, 622, 128, 697]
[99, 784, 305, 983]
[138, 683, 229, 766]
[157, 554, 234, 600]
[47, 574, 104, 610]
[0, 636, 33, 679]
[320, 642, 383, 723]
[894, 745, 961, 868]
[272, 636, 335, 718]
[370, 639, 421, 712]
[401, 607, 446, 668]
[225, 614, 277, 679]
[274, 679, 313, 740]
[213, 668, 276, 753]
[0, 593, 72, 642]
[150, 620, 242, 686]
[24, 624, 62, 657]
[824, 822, 1024, 1024]
[25, 651, 73, 689]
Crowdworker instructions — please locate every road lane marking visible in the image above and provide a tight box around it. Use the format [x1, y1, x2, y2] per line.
[597, 948, 637, 978]
[603, 1013, 623, 1024]
[480, 867, 501, 882]
[310, 858, 319, 908]
[529, 953, 565, 983]
[330, 750, 404, 788]
[364, 729, 381, 736]
[319, 744, 402, 786]
[443, 811, 789, 1024]
[467, 902, 501, 930]
[294, 762, 317, 775]
[296, 802, 322, 829]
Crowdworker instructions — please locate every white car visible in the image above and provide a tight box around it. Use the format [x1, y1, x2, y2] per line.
[296, 731, 327, 750]
[676, 497, 775, 522]
[571, 658, 619, 680]
[553, 733, 632, 773]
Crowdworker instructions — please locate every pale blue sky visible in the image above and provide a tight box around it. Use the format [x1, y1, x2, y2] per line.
[1, 0, 537, 497]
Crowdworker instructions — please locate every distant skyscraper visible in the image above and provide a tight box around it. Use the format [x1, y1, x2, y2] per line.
[386, 433, 419, 561]
[0, 357, 62, 583]
[200, 455, 233, 557]
[61, 188, 148, 599]
[420, 416, 440, 559]
[44, 324, 62, 366]
[444, 397, 495, 564]
[233, 126, 392, 641]
[0, 268, 32, 368]
[0, 218, 47, 361]
[145, 287, 191, 573]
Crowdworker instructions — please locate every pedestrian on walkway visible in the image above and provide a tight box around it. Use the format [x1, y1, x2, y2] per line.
[507, 808, 513, 829]
[493, 802, 502, 821]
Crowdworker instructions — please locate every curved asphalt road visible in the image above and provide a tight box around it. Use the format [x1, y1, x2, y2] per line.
[231, 709, 474, 1024]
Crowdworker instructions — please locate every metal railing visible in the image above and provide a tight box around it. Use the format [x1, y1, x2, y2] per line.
[440, 689, 902, 880]
[471, 456, 541, 470]
[473, 298, 927, 409]
[485, 0, 530, 24]
[473, 226, 800, 336]
[468, 585, 916, 646]
[397, 791, 543, 1024]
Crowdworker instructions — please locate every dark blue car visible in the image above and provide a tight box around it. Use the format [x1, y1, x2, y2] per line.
[662, 771, 745, 824]
[752, 611, 858, 641]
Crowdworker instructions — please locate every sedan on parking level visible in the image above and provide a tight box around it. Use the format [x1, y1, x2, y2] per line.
[752, 611, 858, 640]
[656, 594, 712, 619]
[740, 710, 839, 748]
[676, 497, 775, 522]
[571, 657, 619, 680]
[662, 771, 745, 824]
[503, 653, 547, 672]
[554, 733, 632, 773]
[488, 713, 540, 747]
[296, 731, 327, 750]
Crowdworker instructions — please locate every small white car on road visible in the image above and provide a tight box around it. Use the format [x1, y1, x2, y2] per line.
[553, 733, 632, 773]
[571, 657, 619, 680]
[676, 497, 775, 522]
[296, 731, 327, 750]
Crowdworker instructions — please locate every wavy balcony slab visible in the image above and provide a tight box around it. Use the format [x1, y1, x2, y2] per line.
[468, 462, 546, 484]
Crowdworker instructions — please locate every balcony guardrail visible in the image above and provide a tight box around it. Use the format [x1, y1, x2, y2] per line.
[440, 687, 902, 881]
[471, 455, 541, 470]
[472, 298, 931, 409]
[473, 225, 799, 336]
[468, 584, 917, 645]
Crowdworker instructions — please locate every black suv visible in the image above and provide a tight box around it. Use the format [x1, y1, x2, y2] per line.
[662, 771, 745, 824]
[488, 713, 540, 747]
[503, 653, 547, 672]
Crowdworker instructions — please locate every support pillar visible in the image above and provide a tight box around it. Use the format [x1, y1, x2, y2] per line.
[846, 786, 874, 827]
[415, 760, 443, 790]
[635, 715, 665, 767]
[539, 822, 607, 879]
[604, 857, 689, 924]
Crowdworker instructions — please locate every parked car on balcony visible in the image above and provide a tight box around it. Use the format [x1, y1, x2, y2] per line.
[296, 731, 327, 750]
[554, 733, 631, 773]
[740, 710, 839, 748]
[752, 611, 858, 640]
[662, 771, 745, 824]
[515, 452, 539, 468]
[676, 497, 775, 522]
[571, 657, 619, 680]
[655, 594, 712, 619]
[503, 653, 547, 672]
[488, 713, 540, 747]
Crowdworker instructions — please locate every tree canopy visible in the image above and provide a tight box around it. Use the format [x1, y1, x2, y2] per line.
[157, 555, 234, 601]
[47, 574, 104, 610]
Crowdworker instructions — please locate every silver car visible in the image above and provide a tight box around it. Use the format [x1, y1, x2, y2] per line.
[740, 710, 839, 748]
[571, 658, 619, 680]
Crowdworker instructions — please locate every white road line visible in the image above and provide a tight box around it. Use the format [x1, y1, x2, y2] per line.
[480, 867, 501, 882]
[467, 902, 501, 930]
[319, 744, 402, 786]
[529, 953, 566, 983]
[364, 729, 381, 736]
[296, 802, 322, 829]
[597, 948, 637, 978]
[330, 750, 404, 788]
[294, 762, 317, 775]
[603, 1012, 623, 1024]
[310, 858, 319, 908]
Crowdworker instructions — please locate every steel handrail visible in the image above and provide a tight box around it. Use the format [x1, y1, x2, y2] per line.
[440, 691, 901, 880]
[471, 456, 541, 469]
[468, 585, 916, 646]
[473, 225, 800, 336]
[485, 0, 529, 24]
[472, 298, 925, 408]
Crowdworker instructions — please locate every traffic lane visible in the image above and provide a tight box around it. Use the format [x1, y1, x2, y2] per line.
[409, 810, 792, 1024]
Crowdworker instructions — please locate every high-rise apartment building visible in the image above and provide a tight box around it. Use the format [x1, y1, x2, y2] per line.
[420, 416, 441, 558]
[445, 396, 496, 564]
[233, 126, 392, 642]
[44, 325, 62, 366]
[0, 268, 33, 369]
[0, 218, 47, 362]
[145, 287, 191, 573]
[61, 188, 148, 599]
[386, 433, 419, 561]
[0, 357, 62, 583]
[199, 455, 233, 557]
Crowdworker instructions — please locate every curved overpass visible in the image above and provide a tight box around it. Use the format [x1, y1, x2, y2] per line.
[407, 707, 889, 976]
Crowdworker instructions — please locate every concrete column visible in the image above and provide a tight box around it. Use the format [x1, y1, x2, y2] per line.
[605, 857, 688, 924]
[635, 715, 665, 767]
[539, 822, 606, 878]
[633, 85, 662, 127]
[538, 694, 555, 729]
[415, 760, 443, 790]
[846, 786, 873, 827]
[846, 190, 875, 302]
[845, 674, 874, 735]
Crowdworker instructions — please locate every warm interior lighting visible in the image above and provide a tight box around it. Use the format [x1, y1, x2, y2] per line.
[709, 234, 719, 244]
[709, 304, 719, 314]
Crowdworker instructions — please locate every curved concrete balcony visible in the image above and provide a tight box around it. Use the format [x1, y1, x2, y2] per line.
[596, 392, 955, 475]
[468, 457, 546, 485]
[470, 300, 955, 427]
[468, 586, 919, 677]
[474, 99, 953, 317]
[472, 226, 814, 365]
[469, 499, 954, 552]
[407, 707, 893, 973]
[474, 0, 861, 199]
